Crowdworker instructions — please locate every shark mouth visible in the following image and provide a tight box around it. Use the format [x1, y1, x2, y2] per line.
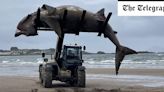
[15, 28, 38, 37]
[15, 29, 23, 37]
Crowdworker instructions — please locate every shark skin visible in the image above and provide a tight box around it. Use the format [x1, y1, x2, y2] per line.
[15, 4, 137, 75]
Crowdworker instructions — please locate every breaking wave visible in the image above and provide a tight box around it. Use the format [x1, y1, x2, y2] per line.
[0, 58, 43, 66]
[0, 53, 164, 76]
[0, 53, 164, 68]
[1, 59, 164, 67]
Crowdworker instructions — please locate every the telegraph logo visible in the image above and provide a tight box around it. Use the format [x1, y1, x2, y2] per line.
[118, 0, 164, 16]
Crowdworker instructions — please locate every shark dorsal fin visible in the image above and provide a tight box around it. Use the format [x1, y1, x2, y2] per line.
[97, 8, 105, 17]
[42, 4, 54, 10]
[41, 4, 56, 15]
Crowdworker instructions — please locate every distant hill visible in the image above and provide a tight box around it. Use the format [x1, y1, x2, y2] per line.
[0, 47, 55, 56]
[97, 51, 106, 54]
[1, 47, 159, 56]
[137, 51, 154, 53]
[82, 51, 92, 54]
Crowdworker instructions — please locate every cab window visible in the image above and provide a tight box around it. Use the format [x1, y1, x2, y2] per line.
[66, 48, 81, 60]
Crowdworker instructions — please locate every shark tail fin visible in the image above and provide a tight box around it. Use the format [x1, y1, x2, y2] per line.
[115, 46, 137, 75]
[96, 8, 105, 18]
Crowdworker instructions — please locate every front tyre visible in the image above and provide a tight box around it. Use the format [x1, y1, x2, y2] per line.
[43, 71, 52, 88]
[39, 66, 43, 83]
[77, 70, 86, 87]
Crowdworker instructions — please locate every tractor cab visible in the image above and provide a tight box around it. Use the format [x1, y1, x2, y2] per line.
[60, 45, 83, 69]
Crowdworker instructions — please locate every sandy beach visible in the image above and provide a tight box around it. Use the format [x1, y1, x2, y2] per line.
[0, 68, 164, 92]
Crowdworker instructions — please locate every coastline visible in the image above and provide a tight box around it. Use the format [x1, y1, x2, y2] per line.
[0, 51, 157, 56]
[0, 68, 164, 92]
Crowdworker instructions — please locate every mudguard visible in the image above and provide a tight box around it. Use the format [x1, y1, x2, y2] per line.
[78, 66, 85, 71]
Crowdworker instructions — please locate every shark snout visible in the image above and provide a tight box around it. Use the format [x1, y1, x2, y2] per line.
[15, 29, 22, 37]
[15, 27, 38, 37]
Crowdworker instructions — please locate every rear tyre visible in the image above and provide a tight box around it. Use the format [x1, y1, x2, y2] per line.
[43, 71, 52, 88]
[77, 70, 86, 87]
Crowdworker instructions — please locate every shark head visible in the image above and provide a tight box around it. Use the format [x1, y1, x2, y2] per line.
[15, 14, 38, 37]
[15, 5, 57, 37]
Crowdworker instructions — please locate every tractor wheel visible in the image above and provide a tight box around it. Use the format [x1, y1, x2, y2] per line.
[39, 66, 43, 83]
[43, 71, 52, 88]
[77, 70, 86, 87]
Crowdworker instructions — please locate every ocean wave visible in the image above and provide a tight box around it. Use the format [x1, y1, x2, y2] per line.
[2, 60, 10, 63]
[1, 59, 162, 66]
[159, 60, 164, 62]
[84, 58, 164, 66]
[84, 60, 114, 65]
[37, 60, 43, 64]
[0, 54, 164, 69]
[19, 62, 38, 65]
[16, 59, 20, 62]
[0, 59, 43, 66]
[100, 60, 114, 63]
[157, 53, 164, 56]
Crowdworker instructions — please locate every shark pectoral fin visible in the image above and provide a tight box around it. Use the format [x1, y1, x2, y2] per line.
[113, 30, 117, 34]
[115, 46, 137, 75]
[53, 22, 62, 37]
[42, 16, 62, 37]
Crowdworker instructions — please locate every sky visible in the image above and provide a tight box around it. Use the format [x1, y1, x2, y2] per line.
[0, 0, 164, 53]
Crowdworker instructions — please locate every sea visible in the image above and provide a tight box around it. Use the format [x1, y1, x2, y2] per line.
[0, 53, 164, 87]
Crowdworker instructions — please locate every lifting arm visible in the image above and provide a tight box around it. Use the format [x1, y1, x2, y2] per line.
[54, 34, 64, 61]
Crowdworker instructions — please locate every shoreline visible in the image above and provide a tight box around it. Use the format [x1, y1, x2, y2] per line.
[0, 68, 164, 92]
[86, 68, 164, 76]
[1, 68, 164, 76]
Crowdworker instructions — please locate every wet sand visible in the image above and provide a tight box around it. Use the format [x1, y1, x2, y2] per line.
[0, 68, 164, 92]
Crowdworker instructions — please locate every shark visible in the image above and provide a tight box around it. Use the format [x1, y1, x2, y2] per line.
[15, 4, 137, 75]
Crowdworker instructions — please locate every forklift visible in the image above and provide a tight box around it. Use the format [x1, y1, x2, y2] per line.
[39, 35, 86, 88]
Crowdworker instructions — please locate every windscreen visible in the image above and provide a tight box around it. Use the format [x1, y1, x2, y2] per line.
[66, 47, 81, 60]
